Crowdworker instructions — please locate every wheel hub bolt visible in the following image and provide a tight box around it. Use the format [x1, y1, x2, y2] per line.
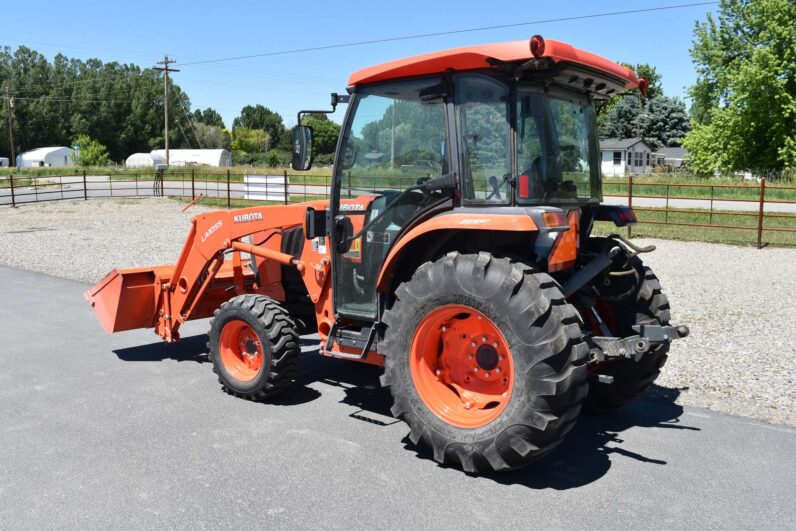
[464, 402, 471, 410]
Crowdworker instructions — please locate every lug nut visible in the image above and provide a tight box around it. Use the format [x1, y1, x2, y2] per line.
[464, 402, 471, 410]
[485, 372, 490, 378]
[468, 354, 473, 360]
[492, 342, 498, 348]
[482, 336, 487, 342]
[441, 326, 446, 332]
[435, 369, 441, 376]
[473, 367, 479, 372]
[495, 367, 501, 373]
[471, 342, 477, 348]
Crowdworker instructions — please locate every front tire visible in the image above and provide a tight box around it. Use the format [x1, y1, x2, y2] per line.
[208, 294, 300, 400]
[381, 252, 589, 474]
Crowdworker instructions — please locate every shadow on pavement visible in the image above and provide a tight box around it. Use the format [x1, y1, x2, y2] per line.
[113, 335, 700, 488]
[113, 334, 210, 364]
[400, 384, 700, 489]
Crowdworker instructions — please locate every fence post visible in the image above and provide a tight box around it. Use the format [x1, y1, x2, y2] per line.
[191, 168, 195, 199]
[82, 170, 88, 200]
[9, 174, 15, 208]
[283, 170, 288, 205]
[226, 169, 231, 209]
[756, 177, 766, 249]
[627, 175, 634, 238]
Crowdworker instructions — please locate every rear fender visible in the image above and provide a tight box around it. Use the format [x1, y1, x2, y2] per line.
[376, 212, 538, 292]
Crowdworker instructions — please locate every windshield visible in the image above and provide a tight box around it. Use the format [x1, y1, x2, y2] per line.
[455, 73, 601, 204]
[336, 77, 448, 194]
[516, 86, 601, 203]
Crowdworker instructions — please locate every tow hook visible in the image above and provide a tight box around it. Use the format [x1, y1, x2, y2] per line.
[589, 324, 689, 363]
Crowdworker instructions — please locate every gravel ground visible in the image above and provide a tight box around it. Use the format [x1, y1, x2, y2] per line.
[1, 198, 794, 425]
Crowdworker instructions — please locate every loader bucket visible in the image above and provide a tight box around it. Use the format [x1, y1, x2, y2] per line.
[84, 267, 169, 333]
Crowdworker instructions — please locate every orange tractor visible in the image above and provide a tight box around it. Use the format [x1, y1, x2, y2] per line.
[86, 36, 687, 473]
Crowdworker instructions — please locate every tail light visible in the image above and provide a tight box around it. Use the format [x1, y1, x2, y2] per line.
[594, 206, 637, 226]
[541, 211, 568, 228]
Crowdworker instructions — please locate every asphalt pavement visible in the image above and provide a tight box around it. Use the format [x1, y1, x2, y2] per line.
[0, 266, 794, 529]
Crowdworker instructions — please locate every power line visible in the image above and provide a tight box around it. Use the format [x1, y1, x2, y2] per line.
[177, 97, 205, 149]
[177, 2, 718, 67]
[11, 96, 158, 103]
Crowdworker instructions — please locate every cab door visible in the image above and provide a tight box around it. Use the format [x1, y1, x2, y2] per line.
[331, 77, 450, 320]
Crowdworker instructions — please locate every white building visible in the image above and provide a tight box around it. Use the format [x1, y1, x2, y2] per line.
[16, 146, 74, 167]
[600, 138, 662, 177]
[0, 157, 8, 167]
[125, 152, 165, 168]
[149, 149, 231, 167]
[658, 147, 687, 171]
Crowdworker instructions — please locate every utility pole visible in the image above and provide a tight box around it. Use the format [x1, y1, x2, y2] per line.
[5, 89, 15, 168]
[155, 54, 179, 165]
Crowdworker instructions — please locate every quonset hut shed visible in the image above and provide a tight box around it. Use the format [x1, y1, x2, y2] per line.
[149, 149, 232, 167]
[16, 147, 74, 167]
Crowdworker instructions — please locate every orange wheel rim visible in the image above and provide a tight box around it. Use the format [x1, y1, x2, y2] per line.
[410, 305, 514, 429]
[218, 320, 264, 382]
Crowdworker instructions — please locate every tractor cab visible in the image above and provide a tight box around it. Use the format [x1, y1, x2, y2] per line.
[293, 36, 639, 321]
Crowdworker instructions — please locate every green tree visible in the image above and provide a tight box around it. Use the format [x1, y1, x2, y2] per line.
[597, 62, 663, 122]
[72, 134, 109, 166]
[192, 107, 225, 128]
[193, 123, 231, 149]
[600, 96, 690, 149]
[684, 0, 796, 174]
[232, 105, 285, 142]
[302, 116, 341, 155]
[621, 63, 663, 100]
[0, 45, 184, 162]
[231, 126, 269, 153]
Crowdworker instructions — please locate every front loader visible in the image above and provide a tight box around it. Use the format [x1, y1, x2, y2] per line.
[86, 36, 688, 473]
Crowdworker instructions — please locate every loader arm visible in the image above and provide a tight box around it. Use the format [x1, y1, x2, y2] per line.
[85, 201, 331, 342]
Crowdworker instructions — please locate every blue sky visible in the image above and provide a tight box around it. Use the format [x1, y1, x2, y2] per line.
[3, 0, 716, 128]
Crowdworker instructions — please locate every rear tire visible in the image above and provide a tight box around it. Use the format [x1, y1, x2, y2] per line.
[381, 252, 589, 474]
[584, 247, 672, 411]
[208, 294, 299, 400]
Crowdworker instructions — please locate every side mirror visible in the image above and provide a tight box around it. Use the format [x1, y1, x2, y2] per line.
[333, 215, 354, 253]
[291, 125, 313, 171]
[304, 207, 327, 240]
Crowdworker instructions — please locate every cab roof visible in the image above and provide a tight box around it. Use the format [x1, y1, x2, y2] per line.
[348, 38, 639, 90]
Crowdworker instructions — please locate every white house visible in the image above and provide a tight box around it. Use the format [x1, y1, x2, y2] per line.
[0, 157, 8, 167]
[658, 146, 687, 171]
[600, 138, 662, 177]
[16, 146, 74, 167]
[125, 152, 165, 169]
[149, 149, 231, 167]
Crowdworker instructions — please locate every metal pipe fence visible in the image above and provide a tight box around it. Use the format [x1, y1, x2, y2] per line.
[0, 170, 332, 208]
[604, 176, 796, 248]
[2, 170, 794, 248]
